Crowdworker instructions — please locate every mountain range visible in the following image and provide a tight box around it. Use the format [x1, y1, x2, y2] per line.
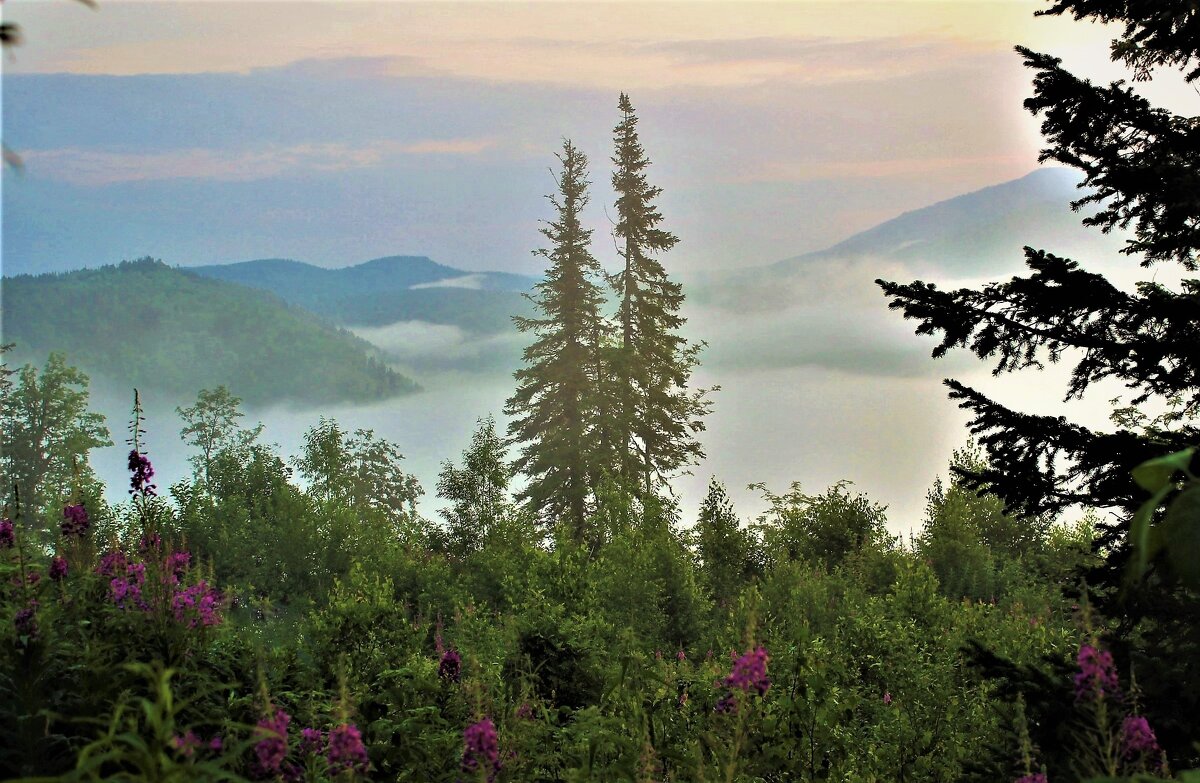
[1, 168, 1125, 405]
[189, 256, 537, 334]
[693, 167, 1126, 313]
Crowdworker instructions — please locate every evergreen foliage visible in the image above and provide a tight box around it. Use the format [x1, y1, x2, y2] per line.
[878, 0, 1200, 765]
[3, 258, 418, 407]
[609, 93, 713, 498]
[693, 478, 757, 610]
[506, 140, 608, 539]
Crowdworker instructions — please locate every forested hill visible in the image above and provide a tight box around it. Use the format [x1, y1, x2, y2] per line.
[189, 255, 538, 334]
[1, 258, 419, 406]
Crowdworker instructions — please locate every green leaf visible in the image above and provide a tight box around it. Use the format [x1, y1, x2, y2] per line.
[1132, 447, 1195, 492]
[1128, 485, 1171, 581]
[1162, 483, 1200, 588]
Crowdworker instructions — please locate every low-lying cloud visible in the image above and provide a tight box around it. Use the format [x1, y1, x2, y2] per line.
[410, 274, 486, 290]
[350, 320, 525, 373]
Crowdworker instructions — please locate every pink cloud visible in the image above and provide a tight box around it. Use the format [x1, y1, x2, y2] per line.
[23, 138, 495, 186]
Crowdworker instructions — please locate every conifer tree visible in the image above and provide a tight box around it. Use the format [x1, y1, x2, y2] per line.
[609, 93, 712, 497]
[506, 140, 607, 539]
[878, 0, 1199, 760]
[694, 477, 755, 606]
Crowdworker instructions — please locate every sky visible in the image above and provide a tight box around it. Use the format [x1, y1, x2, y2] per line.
[1, 0, 1129, 276]
[3, 0, 1179, 530]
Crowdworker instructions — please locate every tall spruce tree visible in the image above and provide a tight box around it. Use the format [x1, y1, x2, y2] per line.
[506, 140, 607, 539]
[610, 93, 711, 497]
[878, 0, 1199, 761]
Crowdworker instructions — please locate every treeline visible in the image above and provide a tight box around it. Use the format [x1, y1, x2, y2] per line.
[2, 258, 418, 406]
[1, 357, 1105, 781]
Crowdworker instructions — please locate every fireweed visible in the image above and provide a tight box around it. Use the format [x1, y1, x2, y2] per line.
[49, 555, 68, 581]
[97, 545, 223, 626]
[326, 723, 369, 775]
[1073, 644, 1120, 702]
[299, 727, 325, 756]
[716, 646, 770, 713]
[128, 449, 157, 498]
[0, 518, 13, 548]
[14, 599, 38, 640]
[253, 708, 291, 777]
[461, 718, 500, 782]
[439, 647, 463, 683]
[1120, 715, 1161, 759]
[171, 730, 223, 759]
[61, 504, 90, 538]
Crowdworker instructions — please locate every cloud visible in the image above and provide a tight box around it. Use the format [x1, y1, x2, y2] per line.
[410, 274, 486, 290]
[400, 139, 493, 156]
[686, 255, 978, 378]
[22, 138, 495, 186]
[349, 320, 525, 369]
[640, 35, 991, 85]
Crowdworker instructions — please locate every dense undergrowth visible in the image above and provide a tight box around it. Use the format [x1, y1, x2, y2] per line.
[1, 384, 1189, 783]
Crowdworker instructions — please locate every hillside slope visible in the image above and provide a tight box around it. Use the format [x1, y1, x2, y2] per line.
[771, 168, 1112, 274]
[2, 258, 418, 406]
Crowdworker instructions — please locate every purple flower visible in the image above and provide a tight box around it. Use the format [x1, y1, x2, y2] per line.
[172, 730, 202, 758]
[49, 556, 68, 581]
[0, 518, 13, 548]
[725, 647, 770, 697]
[1074, 644, 1120, 701]
[14, 600, 38, 641]
[12, 570, 41, 588]
[253, 709, 290, 777]
[1014, 775, 1047, 783]
[299, 727, 325, 756]
[110, 576, 144, 610]
[61, 504, 90, 538]
[172, 580, 223, 627]
[1120, 715, 1161, 758]
[461, 718, 500, 782]
[676, 649, 686, 662]
[515, 702, 534, 721]
[439, 647, 463, 683]
[96, 549, 129, 577]
[327, 723, 369, 775]
[166, 551, 191, 583]
[209, 735, 223, 752]
[883, 691, 893, 705]
[128, 449, 157, 497]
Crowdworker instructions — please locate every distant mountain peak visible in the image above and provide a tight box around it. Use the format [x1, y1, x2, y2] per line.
[357, 255, 440, 268]
[764, 167, 1108, 275]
